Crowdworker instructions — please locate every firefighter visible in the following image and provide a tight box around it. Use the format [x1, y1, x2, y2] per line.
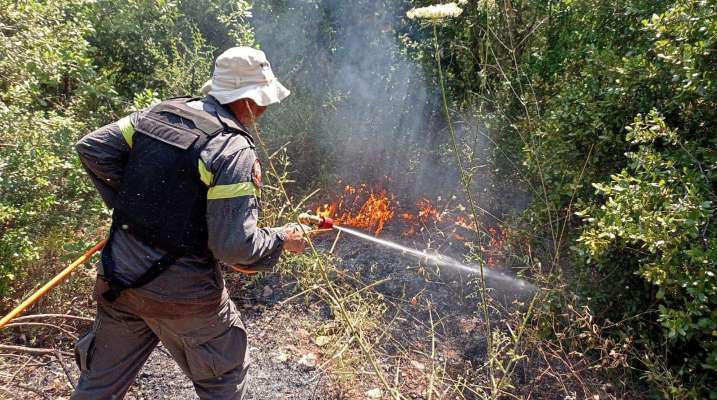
[71, 47, 307, 399]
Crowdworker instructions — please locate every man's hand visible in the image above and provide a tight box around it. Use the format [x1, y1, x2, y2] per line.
[280, 223, 311, 253]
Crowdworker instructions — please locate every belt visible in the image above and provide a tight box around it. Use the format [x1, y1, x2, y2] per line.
[94, 279, 226, 319]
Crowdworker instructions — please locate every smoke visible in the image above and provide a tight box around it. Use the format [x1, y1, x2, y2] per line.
[252, 0, 527, 216]
[253, 0, 452, 198]
[251, 0, 531, 286]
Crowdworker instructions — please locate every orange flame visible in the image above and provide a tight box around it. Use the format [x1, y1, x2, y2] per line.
[313, 183, 510, 270]
[316, 185, 395, 235]
[313, 183, 510, 267]
[416, 198, 447, 223]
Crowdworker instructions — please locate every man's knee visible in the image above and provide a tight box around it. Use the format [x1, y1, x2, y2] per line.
[185, 321, 248, 399]
[193, 362, 249, 400]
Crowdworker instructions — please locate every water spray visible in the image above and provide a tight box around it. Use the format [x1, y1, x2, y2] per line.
[299, 212, 534, 291]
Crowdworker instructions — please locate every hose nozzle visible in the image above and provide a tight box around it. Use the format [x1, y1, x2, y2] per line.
[298, 212, 334, 229]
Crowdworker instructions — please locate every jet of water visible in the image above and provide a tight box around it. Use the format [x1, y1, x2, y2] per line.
[334, 226, 535, 292]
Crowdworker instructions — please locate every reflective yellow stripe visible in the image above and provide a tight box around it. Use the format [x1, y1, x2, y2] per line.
[207, 182, 260, 200]
[117, 116, 135, 148]
[198, 160, 214, 186]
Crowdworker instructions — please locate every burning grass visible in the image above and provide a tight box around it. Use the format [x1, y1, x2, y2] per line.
[316, 184, 395, 235]
[313, 182, 508, 268]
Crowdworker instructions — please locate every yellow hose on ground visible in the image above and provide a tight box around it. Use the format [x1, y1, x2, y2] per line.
[0, 227, 328, 327]
[0, 239, 107, 329]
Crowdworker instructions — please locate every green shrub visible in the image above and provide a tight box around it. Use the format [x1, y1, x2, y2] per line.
[0, 109, 103, 295]
[522, 0, 716, 395]
[0, 0, 256, 297]
[402, 0, 716, 396]
[87, 0, 254, 99]
[0, 0, 109, 295]
[577, 110, 716, 394]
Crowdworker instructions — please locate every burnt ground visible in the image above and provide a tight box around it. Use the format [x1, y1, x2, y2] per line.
[126, 296, 332, 400]
[130, 224, 517, 399]
[0, 273, 337, 400]
[0, 224, 537, 399]
[0, 274, 337, 399]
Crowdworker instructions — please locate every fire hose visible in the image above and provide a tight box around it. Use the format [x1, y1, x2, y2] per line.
[0, 214, 332, 329]
[0, 212, 532, 329]
[0, 239, 107, 329]
[298, 212, 334, 230]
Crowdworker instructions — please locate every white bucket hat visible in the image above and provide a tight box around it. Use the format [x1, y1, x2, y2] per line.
[200, 47, 290, 106]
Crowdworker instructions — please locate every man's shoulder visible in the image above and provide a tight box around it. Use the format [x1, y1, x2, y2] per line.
[211, 131, 254, 153]
[187, 96, 254, 137]
[146, 97, 228, 137]
[201, 131, 255, 168]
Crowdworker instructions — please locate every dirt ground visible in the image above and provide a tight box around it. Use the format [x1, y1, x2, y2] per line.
[0, 224, 539, 399]
[0, 223, 492, 399]
[126, 298, 332, 400]
[0, 272, 336, 399]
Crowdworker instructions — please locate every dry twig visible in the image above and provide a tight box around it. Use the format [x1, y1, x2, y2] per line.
[12, 314, 93, 323]
[0, 344, 70, 357]
[4, 322, 79, 340]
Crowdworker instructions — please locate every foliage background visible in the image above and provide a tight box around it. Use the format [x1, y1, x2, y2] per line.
[1, 0, 715, 397]
[416, 0, 717, 396]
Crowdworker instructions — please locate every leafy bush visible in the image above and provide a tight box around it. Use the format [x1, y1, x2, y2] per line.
[523, 0, 716, 396]
[0, 0, 111, 295]
[0, 0, 256, 298]
[0, 109, 103, 293]
[578, 110, 716, 395]
[402, 0, 716, 396]
[87, 0, 254, 99]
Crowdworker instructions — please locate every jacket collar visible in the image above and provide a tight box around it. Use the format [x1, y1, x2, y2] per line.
[201, 96, 252, 136]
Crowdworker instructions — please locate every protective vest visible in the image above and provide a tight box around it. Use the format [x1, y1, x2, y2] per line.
[101, 97, 252, 301]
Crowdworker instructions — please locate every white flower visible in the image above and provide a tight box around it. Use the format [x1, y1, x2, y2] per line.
[457, 0, 468, 4]
[479, 0, 497, 11]
[406, 3, 463, 20]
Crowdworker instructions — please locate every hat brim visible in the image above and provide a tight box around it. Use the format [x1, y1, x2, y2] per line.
[201, 79, 290, 106]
